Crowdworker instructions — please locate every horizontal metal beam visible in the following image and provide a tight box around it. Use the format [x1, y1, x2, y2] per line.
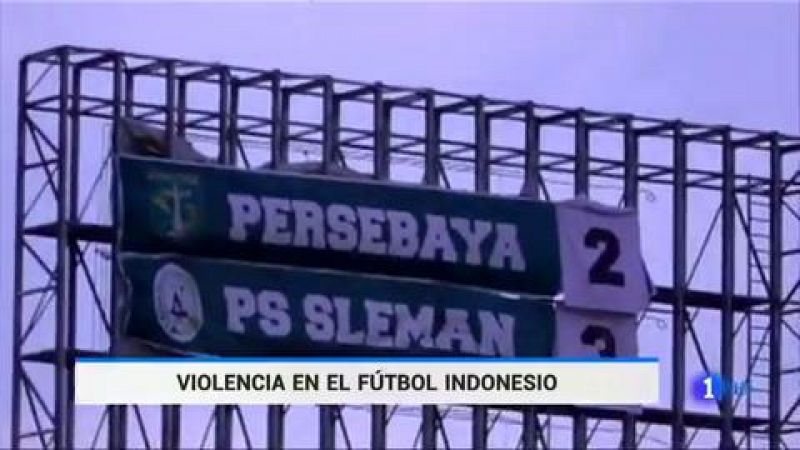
[27, 45, 799, 143]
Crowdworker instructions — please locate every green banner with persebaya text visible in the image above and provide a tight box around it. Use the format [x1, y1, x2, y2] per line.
[121, 254, 555, 357]
[118, 155, 562, 296]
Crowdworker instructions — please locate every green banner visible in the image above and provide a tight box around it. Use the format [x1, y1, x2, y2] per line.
[118, 155, 562, 295]
[121, 254, 555, 357]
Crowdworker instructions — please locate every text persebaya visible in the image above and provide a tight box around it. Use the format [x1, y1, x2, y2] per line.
[226, 194, 527, 271]
[120, 156, 563, 296]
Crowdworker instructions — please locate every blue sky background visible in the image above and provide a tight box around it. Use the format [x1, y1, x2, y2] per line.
[1, 1, 798, 447]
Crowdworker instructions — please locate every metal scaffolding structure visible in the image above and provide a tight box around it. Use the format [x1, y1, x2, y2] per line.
[11, 45, 800, 449]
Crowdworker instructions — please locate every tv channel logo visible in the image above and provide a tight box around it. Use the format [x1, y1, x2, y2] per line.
[691, 372, 750, 403]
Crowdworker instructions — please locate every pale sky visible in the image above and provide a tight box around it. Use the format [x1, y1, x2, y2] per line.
[0, 1, 798, 448]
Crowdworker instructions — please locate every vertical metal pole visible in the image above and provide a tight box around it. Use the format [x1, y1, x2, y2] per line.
[270, 71, 284, 168]
[746, 304, 753, 450]
[67, 58, 89, 449]
[572, 412, 587, 450]
[371, 83, 389, 450]
[109, 54, 123, 327]
[218, 67, 233, 165]
[229, 79, 241, 166]
[370, 405, 386, 450]
[745, 211, 753, 450]
[621, 414, 636, 449]
[175, 80, 186, 140]
[623, 118, 639, 208]
[422, 405, 437, 449]
[373, 84, 390, 180]
[472, 406, 488, 450]
[319, 405, 337, 449]
[11, 54, 29, 450]
[108, 54, 129, 450]
[322, 77, 335, 173]
[322, 76, 341, 173]
[422, 88, 440, 449]
[746, 174, 753, 302]
[69, 63, 82, 220]
[423, 90, 439, 186]
[768, 133, 783, 448]
[124, 67, 134, 118]
[574, 110, 590, 197]
[267, 405, 284, 449]
[621, 117, 638, 449]
[521, 407, 538, 450]
[521, 103, 540, 200]
[720, 129, 735, 447]
[206, 71, 238, 444]
[573, 108, 589, 449]
[475, 96, 490, 193]
[54, 46, 74, 450]
[672, 122, 687, 449]
[214, 406, 233, 449]
[162, 59, 181, 450]
[161, 407, 180, 450]
[279, 84, 292, 167]
[745, 197, 752, 448]
[166, 61, 177, 149]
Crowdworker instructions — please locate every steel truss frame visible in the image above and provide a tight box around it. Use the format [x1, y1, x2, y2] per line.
[11, 45, 800, 449]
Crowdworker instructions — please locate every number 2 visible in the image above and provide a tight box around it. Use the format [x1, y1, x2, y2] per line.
[584, 228, 625, 287]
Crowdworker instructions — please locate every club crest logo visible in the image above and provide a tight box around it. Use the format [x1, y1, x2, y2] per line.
[153, 263, 203, 343]
[147, 171, 202, 239]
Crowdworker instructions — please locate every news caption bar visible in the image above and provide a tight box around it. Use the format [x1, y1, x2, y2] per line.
[75, 357, 659, 405]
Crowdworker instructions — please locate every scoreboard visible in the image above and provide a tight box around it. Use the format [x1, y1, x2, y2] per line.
[116, 153, 652, 359]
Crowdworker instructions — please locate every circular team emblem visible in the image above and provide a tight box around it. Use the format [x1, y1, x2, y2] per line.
[153, 263, 203, 343]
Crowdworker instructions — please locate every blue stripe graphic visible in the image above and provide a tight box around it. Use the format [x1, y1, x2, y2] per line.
[76, 356, 659, 363]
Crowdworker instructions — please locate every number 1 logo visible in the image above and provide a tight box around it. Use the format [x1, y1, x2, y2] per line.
[703, 376, 715, 399]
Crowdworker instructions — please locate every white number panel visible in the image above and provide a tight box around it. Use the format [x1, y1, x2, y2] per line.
[556, 198, 650, 314]
[555, 304, 645, 413]
[555, 304, 638, 358]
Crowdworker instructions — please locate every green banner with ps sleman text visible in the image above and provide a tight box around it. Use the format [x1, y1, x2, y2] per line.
[120, 254, 555, 357]
[117, 155, 562, 296]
